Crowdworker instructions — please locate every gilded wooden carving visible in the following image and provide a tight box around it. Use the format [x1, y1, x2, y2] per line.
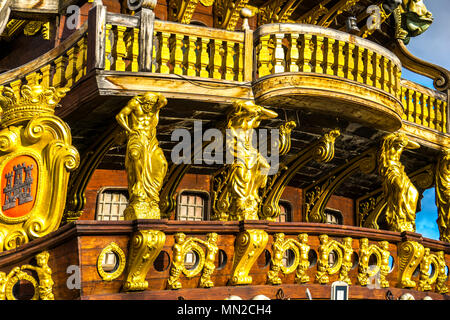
[211, 100, 278, 221]
[357, 238, 391, 288]
[397, 240, 424, 288]
[436, 148, 450, 242]
[123, 230, 166, 291]
[0, 85, 79, 251]
[0, 251, 54, 300]
[267, 233, 310, 285]
[316, 235, 353, 285]
[167, 232, 219, 289]
[229, 229, 268, 285]
[394, 0, 433, 44]
[97, 242, 127, 281]
[379, 132, 420, 232]
[116, 92, 168, 220]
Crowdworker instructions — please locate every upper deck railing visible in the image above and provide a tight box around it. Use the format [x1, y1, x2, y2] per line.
[0, 3, 448, 137]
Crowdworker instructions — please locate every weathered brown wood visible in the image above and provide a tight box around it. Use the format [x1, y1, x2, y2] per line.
[87, 1, 107, 71]
[137, 7, 155, 72]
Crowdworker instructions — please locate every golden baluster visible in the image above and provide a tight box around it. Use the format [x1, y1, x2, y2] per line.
[442, 101, 447, 133]
[198, 37, 210, 78]
[381, 56, 388, 92]
[75, 37, 88, 81]
[105, 24, 113, 71]
[224, 41, 235, 80]
[170, 33, 184, 75]
[209, 39, 223, 79]
[422, 94, 429, 127]
[374, 53, 382, 89]
[25, 72, 39, 86]
[336, 40, 345, 78]
[159, 32, 171, 74]
[65, 46, 77, 87]
[344, 42, 355, 81]
[257, 34, 272, 77]
[436, 99, 443, 132]
[325, 37, 335, 76]
[236, 41, 244, 81]
[301, 34, 313, 73]
[413, 90, 420, 124]
[184, 35, 197, 76]
[314, 35, 324, 74]
[400, 87, 408, 120]
[113, 26, 127, 71]
[429, 96, 436, 130]
[365, 50, 374, 86]
[53, 56, 67, 88]
[126, 28, 139, 72]
[273, 34, 285, 74]
[287, 34, 299, 72]
[393, 65, 401, 99]
[356, 46, 365, 83]
[386, 61, 394, 95]
[40, 64, 51, 87]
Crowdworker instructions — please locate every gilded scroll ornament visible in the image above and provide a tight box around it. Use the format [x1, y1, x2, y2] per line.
[267, 233, 310, 285]
[123, 230, 166, 291]
[0, 250, 54, 300]
[316, 235, 353, 285]
[167, 232, 219, 289]
[305, 147, 376, 223]
[211, 100, 278, 221]
[116, 92, 168, 220]
[379, 133, 420, 232]
[97, 242, 126, 281]
[435, 149, 450, 242]
[418, 248, 432, 291]
[357, 238, 390, 288]
[394, 0, 433, 44]
[397, 240, 424, 288]
[0, 85, 79, 251]
[213, 0, 249, 30]
[229, 229, 268, 285]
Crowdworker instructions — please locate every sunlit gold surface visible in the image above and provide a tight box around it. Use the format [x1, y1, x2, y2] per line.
[212, 100, 277, 221]
[116, 92, 168, 219]
[167, 232, 219, 289]
[398, 240, 424, 288]
[123, 230, 166, 291]
[357, 238, 390, 288]
[379, 132, 420, 232]
[97, 242, 126, 281]
[229, 229, 268, 285]
[436, 149, 450, 242]
[0, 251, 54, 300]
[0, 85, 79, 251]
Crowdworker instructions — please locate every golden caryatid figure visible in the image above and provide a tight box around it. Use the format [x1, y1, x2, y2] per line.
[116, 92, 168, 219]
[378, 133, 420, 232]
[213, 100, 278, 220]
[435, 148, 450, 242]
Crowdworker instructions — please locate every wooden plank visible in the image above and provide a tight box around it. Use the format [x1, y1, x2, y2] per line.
[87, 2, 107, 71]
[106, 12, 140, 28]
[137, 8, 155, 72]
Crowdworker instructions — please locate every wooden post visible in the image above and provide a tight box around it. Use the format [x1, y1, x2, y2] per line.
[136, 0, 156, 72]
[241, 8, 253, 82]
[87, 0, 107, 71]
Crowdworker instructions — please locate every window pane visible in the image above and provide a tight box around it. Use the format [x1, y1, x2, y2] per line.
[96, 189, 128, 221]
[177, 192, 206, 221]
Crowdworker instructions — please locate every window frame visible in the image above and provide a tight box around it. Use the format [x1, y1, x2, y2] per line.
[277, 200, 293, 222]
[176, 189, 210, 221]
[95, 186, 129, 221]
[325, 208, 343, 225]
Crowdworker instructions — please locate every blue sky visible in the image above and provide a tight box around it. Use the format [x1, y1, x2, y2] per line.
[401, 0, 450, 240]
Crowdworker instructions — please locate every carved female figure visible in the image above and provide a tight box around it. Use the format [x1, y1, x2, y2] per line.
[316, 234, 330, 284]
[339, 237, 353, 285]
[418, 248, 432, 291]
[267, 233, 286, 285]
[21, 251, 54, 300]
[378, 133, 420, 232]
[167, 233, 187, 289]
[378, 241, 391, 288]
[357, 238, 370, 285]
[199, 233, 219, 288]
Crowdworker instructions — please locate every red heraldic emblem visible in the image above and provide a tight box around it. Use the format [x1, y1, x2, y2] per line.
[1, 156, 38, 218]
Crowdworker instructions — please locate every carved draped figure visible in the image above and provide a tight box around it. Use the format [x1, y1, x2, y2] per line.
[435, 149, 450, 242]
[216, 100, 278, 220]
[116, 92, 168, 219]
[379, 133, 420, 232]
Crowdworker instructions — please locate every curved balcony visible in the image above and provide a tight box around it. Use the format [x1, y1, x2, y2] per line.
[0, 6, 448, 149]
[252, 23, 404, 132]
